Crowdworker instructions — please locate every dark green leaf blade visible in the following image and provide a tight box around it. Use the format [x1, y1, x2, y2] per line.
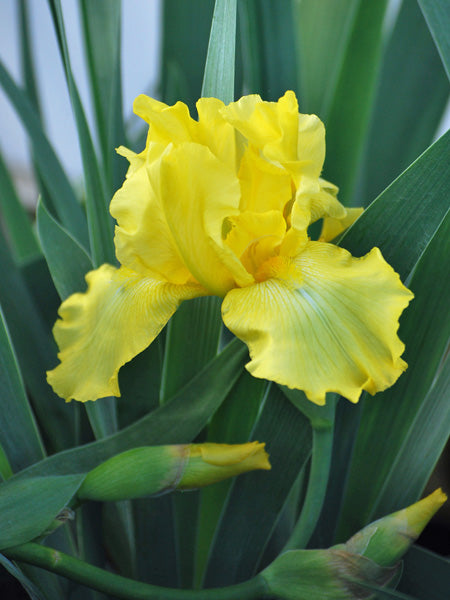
[0, 60, 88, 248]
[78, 0, 126, 195]
[203, 386, 312, 586]
[0, 475, 84, 550]
[399, 545, 450, 600]
[0, 234, 77, 452]
[356, 0, 449, 204]
[37, 198, 93, 300]
[202, 0, 237, 103]
[11, 339, 247, 479]
[339, 129, 450, 281]
[418, 0, 450, 80]
[0, 309, 45, 472]
[0, 150, 40, 263]
[293, 0, 359, 117]
[337, 209, 450, 539]
[47, 0, 115, 266]
[324, 0, 388, 205]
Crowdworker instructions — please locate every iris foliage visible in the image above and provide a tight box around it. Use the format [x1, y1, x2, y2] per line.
[0, 0, 449, 599]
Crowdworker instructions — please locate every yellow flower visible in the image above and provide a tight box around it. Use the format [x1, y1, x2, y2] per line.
[47, 91, 413, 404]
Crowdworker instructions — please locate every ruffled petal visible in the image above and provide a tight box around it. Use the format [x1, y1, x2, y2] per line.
[221, 91, 300, 163]
[47, 265, 205, 402]
[133, 95, 197, 144]
[110, 151, 192, 285]
[153, 142, 253, 295]
[222, 91, 325, 186]
[222, 242, 413, 405]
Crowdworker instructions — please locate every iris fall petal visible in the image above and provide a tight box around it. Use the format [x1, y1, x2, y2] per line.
[47, 265, 205, 402]
[222, 242, 413, 405]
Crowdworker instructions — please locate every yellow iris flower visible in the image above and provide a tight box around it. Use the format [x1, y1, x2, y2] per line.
[47, 91, 413, 405]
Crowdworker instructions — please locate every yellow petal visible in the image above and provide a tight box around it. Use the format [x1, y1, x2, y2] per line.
[222, 91, 325, 184]
[153, 142, 253, 295]
[320, 207, 364, 242]
[224, 210, 286, 277]
[110, 151, 192, 285]
[133, 95, 197, 144]
[47, 265, 205, 402]
[196, 97, 239, 169]
[238, 145, 292, 213]
[222, 91, 300, 163]
[222, 242, 413, 404]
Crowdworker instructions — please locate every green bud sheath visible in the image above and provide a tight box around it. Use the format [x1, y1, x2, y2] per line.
[77, 446, 187, 502]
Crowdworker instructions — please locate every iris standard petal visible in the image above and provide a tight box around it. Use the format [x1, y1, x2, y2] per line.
[47, 265, 205, 402]
[110, 152, 192, 285]
[196, 97, 239, 169]
[221, 242, 413, 405]
[221, 91, 300, 163]
[153, 142, 254, 295]
[133, 95, 197, 144]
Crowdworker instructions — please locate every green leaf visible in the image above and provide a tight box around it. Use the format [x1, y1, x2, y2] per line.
[0, 233, 77, 452]
[11, 339, 247, 479]
[324, 0, 388, 205]
[18, 0, 42, 120]
[195, 373, 268, 584]
[159, 297, 223, 586]
[78, 0, 126, 195]
[0, 474, 84, 550]
[0, 309, 45, 472]
[117, 341, 163, 429]
[202, 0, 237, 103]
[292, 0, 359, 118]
[47, 0, 115, 266]
[37, 196, 93, 301]
[337, 209, 450, 539]
[160, 297, 222, 402]
[0, 60, 88, 248]
[37, 199, 118, 440]
[239, 0, 297, 101]
[0, 554, 46, 600]
[0, 150, 40, 263]
[399, 545, 450, 600]
[356, 0, 449, 204]
[339, 129, 450, 281]
[203, 386, 312, 586]
[418, 0, 450, 80]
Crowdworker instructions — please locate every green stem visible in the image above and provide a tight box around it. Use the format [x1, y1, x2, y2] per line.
[5, 543, 268, 600]
[283, 424, 334, 550]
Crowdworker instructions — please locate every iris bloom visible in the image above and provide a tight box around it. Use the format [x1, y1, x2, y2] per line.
[47, 91, 413, 405]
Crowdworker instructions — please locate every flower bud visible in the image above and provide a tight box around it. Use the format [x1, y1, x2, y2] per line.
[344, 488, 447, 567]
[77, 442, 270, 503]
[261, 490, 446, 600]
[177, 442, 271, 490]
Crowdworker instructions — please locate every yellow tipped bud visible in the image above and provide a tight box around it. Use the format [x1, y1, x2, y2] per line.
[345, 489, 447, 567]
[77, 442, 271, 503]
[178, 442, 271, 490]
[261, 490, 446, 599]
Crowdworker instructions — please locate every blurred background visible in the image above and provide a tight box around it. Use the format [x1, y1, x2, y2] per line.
[1, 0, 449, 211]
[0, 0, 162, 206]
